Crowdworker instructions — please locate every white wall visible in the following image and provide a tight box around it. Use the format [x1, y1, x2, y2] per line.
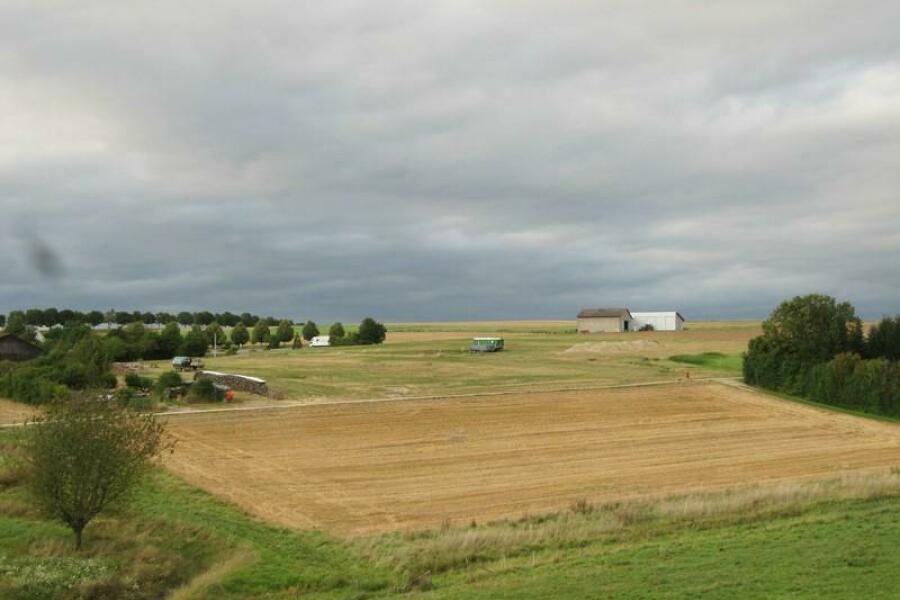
[630, 312, 683, 331]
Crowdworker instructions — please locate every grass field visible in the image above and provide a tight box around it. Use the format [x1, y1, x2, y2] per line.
[133, 320, 759, 404]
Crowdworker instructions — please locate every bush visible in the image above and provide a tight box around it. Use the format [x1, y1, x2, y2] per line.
[129, 395, 155, 411]
[125, 372, 152, 389]
[638, 324, 654, 332]
[268, 337, 281, 350]
[806, 353, 899, 417]
[156, 371, 183, 389]
[189, 378, 222, 402]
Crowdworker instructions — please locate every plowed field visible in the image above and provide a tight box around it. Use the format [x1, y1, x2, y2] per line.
[163, 382, 900, 535]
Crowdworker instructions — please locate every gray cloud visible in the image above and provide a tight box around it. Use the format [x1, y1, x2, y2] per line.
[1, 1, 899, 321]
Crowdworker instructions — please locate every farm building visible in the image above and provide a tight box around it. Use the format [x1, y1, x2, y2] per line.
[576, 308, 634, 333]
[631, 312, 685, 331]
[0, 332, 42, 361]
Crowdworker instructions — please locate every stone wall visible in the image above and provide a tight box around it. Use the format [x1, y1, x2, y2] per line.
[194, 371, 269, 396]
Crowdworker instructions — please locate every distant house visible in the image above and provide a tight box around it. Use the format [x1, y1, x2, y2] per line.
[576, 308, 634, 333]
[0, 333, 42, 362]
[310, 336, 330, 347]
[630, 312, 685, 331]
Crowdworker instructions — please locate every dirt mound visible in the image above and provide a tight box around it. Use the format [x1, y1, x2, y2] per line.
[564, 340, 660, 354]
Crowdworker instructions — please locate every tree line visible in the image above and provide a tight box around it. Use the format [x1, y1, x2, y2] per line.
[743, 294, 900, 418]
[0, 308, 291, 329]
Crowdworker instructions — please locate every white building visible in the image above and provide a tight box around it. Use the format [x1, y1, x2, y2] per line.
[310, 335, 330, 347]
[630, 312, 685, 331]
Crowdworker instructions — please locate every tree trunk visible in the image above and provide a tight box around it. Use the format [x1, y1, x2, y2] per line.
[74, 526, 83, 551]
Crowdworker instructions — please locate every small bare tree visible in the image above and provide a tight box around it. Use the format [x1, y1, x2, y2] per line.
[26, 395, 172, 549]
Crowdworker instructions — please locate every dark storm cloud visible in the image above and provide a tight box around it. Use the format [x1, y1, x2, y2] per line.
[1, 1, 898, 320]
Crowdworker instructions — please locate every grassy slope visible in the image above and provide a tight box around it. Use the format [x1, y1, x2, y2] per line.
[426, 498, 900, 599]
[5, 423, 899, 599]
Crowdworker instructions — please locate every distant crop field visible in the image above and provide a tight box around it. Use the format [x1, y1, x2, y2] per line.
[163, 381, 900, 536]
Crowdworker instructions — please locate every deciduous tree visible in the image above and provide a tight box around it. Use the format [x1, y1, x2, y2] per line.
[276, 320, 295, 343]
[251, 321, 270, 345]
[26, 396, 171, 549]
[328, 322, 346, 339]
[357, 317, 387, 345]
[231, 323, 249, 346]
[302, 321, 319, 341]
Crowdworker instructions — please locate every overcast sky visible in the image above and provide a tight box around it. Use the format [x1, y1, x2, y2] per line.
[1, 1, 898, 322]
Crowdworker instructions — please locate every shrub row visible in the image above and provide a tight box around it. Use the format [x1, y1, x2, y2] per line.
[806, 354, 899, 418]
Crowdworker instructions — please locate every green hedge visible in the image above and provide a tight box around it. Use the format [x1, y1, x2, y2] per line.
[806, 353, 900, 418]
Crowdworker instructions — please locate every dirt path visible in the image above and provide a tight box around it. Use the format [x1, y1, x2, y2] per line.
[163, 381, 900, 536]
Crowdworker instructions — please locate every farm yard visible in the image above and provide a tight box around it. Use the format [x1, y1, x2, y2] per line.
[163, 380, 900, 535]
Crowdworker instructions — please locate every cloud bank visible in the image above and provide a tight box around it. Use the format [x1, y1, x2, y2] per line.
[2, 1, 898, 320]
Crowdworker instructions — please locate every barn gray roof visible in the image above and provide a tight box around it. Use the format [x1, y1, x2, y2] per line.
[577, 308, 632, 319]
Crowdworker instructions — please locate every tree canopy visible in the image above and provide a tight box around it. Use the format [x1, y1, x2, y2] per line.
[302, 321, 320, 341]
[276, 320, 295, 343]
[357, 317, 387, 345]
[231, 322, 249, 346]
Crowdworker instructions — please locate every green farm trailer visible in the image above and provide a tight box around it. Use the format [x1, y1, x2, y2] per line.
[469, 337, 504, 352]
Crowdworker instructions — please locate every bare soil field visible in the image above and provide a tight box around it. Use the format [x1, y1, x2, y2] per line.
[163, 381, 900, 536]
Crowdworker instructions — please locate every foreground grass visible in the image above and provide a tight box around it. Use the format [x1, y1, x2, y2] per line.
[0, 428, 393, 599]
[423, 496, 900, 599]
[3, 423, 898, 599]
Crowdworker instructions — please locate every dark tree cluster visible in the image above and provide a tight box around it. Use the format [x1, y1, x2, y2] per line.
[329, 317, 387, 346]
[0, 324, 116, 404]
[0, 308, 292, 329]
[744, 294, 899, 418]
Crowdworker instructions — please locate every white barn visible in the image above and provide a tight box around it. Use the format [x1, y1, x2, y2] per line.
[630, 311, 685, 332]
